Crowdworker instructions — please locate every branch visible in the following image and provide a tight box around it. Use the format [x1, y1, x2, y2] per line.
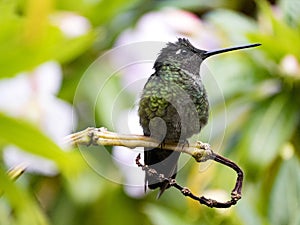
[65, 127, 213, 162]
[65, 127, 243, 208]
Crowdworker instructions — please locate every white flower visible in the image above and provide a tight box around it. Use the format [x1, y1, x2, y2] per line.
[279, 54, 300, 79]
[50, 12, 91, 38]
[0, 61, 75, 175]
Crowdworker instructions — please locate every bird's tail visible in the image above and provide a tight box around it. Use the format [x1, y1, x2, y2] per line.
[144, 147, 180, 198]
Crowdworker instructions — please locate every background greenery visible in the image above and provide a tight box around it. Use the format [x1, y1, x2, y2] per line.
[0, 0, 299, 224]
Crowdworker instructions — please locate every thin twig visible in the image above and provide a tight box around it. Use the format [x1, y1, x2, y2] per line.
[66, 127, 243, 208]
[136, 153, 241, 208]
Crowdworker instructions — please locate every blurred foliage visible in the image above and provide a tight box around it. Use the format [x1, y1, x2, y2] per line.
[0, 0, 299, 225]
[0, 0, 96, 78]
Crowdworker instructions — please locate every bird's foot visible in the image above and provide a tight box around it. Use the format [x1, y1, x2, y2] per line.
[178, 139, 189, 150]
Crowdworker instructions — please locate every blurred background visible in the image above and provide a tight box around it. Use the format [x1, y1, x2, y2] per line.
[0, 0, 300, 224]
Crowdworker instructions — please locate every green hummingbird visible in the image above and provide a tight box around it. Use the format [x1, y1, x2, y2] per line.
[138, 38, 260, 197]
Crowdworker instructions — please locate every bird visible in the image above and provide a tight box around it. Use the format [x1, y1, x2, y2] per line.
[138, 38, 260, 197]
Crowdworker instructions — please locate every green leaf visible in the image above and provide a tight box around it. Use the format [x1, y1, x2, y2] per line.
[0, 168, 49, 225]
[144, 204, 190, 225]
[279, 0, 300, 28]
[248, 0, 300, 62]
[238, 94, 299, 167]
[157, 0, 230, 10]
[57, 0, 140, 26]
[205, 9, 258, 44]
[0, 113, 82, 176]
[0, 28, 96, 78]
[236, 185, 264, 225]
[0, 1, 96, 78]
[269, 157, 300, 225]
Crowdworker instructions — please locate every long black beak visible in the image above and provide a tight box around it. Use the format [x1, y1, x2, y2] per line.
[203, 43, 261, 59]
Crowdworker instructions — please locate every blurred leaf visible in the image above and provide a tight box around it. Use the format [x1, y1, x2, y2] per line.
[144, 204, 190, 225]
[0, 28, 96, 78]
[157, 0, 231, 10]
[279, 0, 300, 28]
[57, 0, 140, 26]
[87, 0, 140, 26]
[205, 9, 258, 44]
[269, 157, 300, 225]
[238, 94, 299, 168]
[248, 0, 300, 62]
[65, 168, 105, 204]
[237, 185, 264, 225]
[0, 168, 49, 225]
[73, 55, 133, 130]
[0, 113, 82, 176]
[0, 1, 96, 78]
[206, 54, 263, 101]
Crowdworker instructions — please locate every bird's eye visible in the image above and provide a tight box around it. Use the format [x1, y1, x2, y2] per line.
[181, 50, 188, 55]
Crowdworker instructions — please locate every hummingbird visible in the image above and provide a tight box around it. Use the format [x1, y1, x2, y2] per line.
[138, 38, 260, 197]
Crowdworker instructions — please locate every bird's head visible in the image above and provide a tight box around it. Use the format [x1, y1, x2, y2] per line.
[154, 38, 261, 74]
